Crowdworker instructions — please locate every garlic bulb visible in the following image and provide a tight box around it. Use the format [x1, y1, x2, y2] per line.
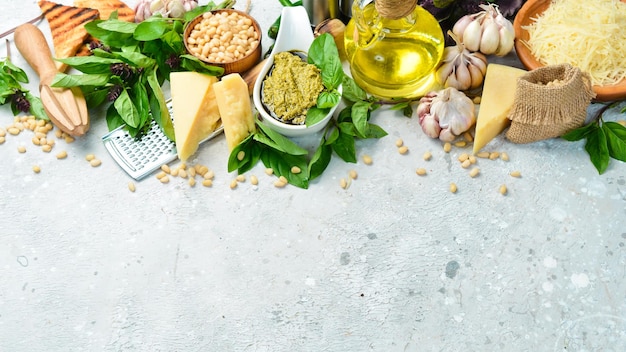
[134, 0, 198, 22]
[417, 87, 476, 142]
[435, 31, 487, 91]
[452, 3, 515, 57]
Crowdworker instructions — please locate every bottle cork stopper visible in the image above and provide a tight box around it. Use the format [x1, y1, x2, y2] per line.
[375, 0, 417, 20]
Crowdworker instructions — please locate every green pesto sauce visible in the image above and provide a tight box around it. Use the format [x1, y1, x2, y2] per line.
[262, 51, 324, 125]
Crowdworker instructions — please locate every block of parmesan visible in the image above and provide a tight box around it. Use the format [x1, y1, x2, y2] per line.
[472, 64, 526, 154]
[170, 72, 221, 162]
[213, 73, 256, 151]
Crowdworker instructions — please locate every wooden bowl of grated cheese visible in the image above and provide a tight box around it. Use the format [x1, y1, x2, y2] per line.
[514, 0, 626, 101]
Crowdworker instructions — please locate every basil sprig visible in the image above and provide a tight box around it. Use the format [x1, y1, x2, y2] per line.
[562, 102, 626, 174]
[50, 2, 233, 140]
[0, 58, 48, 120]
[228, 34, 387, 189]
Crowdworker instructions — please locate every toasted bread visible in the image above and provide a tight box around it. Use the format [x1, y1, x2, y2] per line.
[37, 0, 100, 72]
[73, 0, 135, 22]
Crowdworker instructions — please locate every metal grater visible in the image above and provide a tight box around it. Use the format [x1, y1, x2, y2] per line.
[102, 101, 223, 180]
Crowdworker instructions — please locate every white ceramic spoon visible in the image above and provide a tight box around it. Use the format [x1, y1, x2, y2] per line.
[252, 6, 340, 137]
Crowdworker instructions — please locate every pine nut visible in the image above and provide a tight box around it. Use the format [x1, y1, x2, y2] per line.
[41, 144, 52, 153]
[291, 166, 301, 174]
[423, 151, 432, 161]
[64, 136, 75, 143]
[510, 170, 521, 178]
[179, 169, 188, 179]
[17, 146, 26, 153]
[236, 174, 246, 182]
[230, 179, 238, 189]
[454, 141, 466, 148]
[265, 168, 274, 176]
[128, 182, 136, 192]
[8, 127, 20, 135]
[32, 165, 41, 173]
[274, 179, 287, 188]
[156, 171, 166, 179]
[476, 151, 490, 158]
[449, 182, 457, 193]
[85, 154, 95, 161]
[278, 175, 288, 184]
[161, 164, 171, 174]
[469, 167, 480, 178]
[204, 170, 215, 180]
[362, 154, 373, 165]
[349, 170, 358, 180]
[443, 142, 451, 153]
[250, 175, 258, 185]
[202, 179, 213, 187]
[56, 151, 67, 159]
[188, 178, 196, 187]
[398, 146, 409, 155]
[0, 136, 5, 144]
[463, 131, 473, 142]
[458, 153, 469, 162]
[160, 175, 170, 183]
[395, 138, 403, 147]
[340, 178, 348, 189]
[468, 155, 477, 164]
[500, 152, 510, 161]
[499, 184, 508, 195]
[488, 152, 500, 160]
[416, 168, 427, 176]
[90, 159, 102, 167]
[0, 128, 6, 137]
[237, 150, 246, 161]
[461, 159, 471, 169]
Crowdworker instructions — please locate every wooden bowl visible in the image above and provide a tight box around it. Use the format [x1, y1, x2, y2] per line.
[514, 0, 626, 101]
[184, 9, 262, 75]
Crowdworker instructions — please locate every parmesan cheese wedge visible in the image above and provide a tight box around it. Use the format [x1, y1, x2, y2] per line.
[213, 73, 256, 151]
[472, 64, 526, 154]
[170, 72, 221, 162]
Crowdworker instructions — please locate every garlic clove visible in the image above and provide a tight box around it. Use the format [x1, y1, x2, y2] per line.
[436, 61, 454, 85]
[494, 26, 515, 56]
[420, 115, 442, 139]
[439, 128, 456, 142]
[479, 19, 500, 55]
[454, 62, 472, 91]
[452, 15, 473, 40]
[462, 20, 482, 52]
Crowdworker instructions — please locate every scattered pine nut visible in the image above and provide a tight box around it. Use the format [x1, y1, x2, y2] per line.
[8, 127, 20, 135]
[510, 170, 522, 178]
[454, 141, 467, 148]
[488, 152, 500, 160]
[188, 178, 196, 187]
[39, 137, 47, 146]
[449, 182, 458, 193]
[56, 150, 67, 159]
[128, 182, 136, 192]
[230, 179, 238, 189]
[179, 169, 188, 179]
[202, 179, 213, 187]
[0, 136, 5, 144]
[499, 184, 508, 195]
[468, 155, 477, 164]
[265, 168, 274, 176]
[423, 151, 432, 161]
[274, 179, 287, 188]
[90, 159, 102, 167]
[443, 142, 452, 153]
[85, 154, 95, 161]
[156, 171, 167, 179]
[250, 175, 259, 185]
[64, 136, 75, 143]
[416, 168, 427, 176]
[17, 146, 26, 153]
[398, 146, 409, 155]
[0, 128, 6, 137]
[469, 167, 480, 178]
[279, 175, 288, 184]
[159, 175, 170, 184]
[458, 153, 469, 162]
[236, 174, 246, 182]
[340, 178, 348, 189]
[291, 166, 302, 174]
[32, 165, 41, 173]
[237, 150, 246, 161]
[41, 144, 52, 153]
[463, 131, 473, 142]
[461, 159, 471, 169]
[362, 154, 373, 165]
[32, 137, 40, 145]
[349, 169, 358, 180]
[170, 168, 179, 177]
[472, 96, 481, 104]
[500, 152, 509, 161]
[395, 138, 404, 147]
[161, 164, 171, 174]
[204, 170, 215, 180]
[476, 151, 490, 158]
[54, 129, 63, 138]
[188, 167, 196, 178]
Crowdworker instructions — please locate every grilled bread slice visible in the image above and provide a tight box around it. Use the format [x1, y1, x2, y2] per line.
[73, 0, 135, 22]
[37, 0, 100, 72]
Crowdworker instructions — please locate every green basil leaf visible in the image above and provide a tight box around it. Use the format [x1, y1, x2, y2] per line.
[86, 20, 135, 47]
[309, 141, 333, 181]
[336, 105, 353, 123]
[55, 56, 123, 74]
[132, 79, 151, 129]
[308, 33, 342, 89]
[603, 122, 626, 162]
[341, 75, 367, 103]
[147, 67, 175, 141]
[255, 121, 308, 155]
[161, 30, 185, 53]
[306, 107, 330, 127]
[331, 129, 357, 163]
[562, 122, 598, 141]
[351, 100, 371, 138]
[337, 121, 357, 137]
[260, 148, 309, 188]
[83, 87, 110, 107]
[51, 73, 111, 88]
[116, 51, 156, 68]
[25, 92, 49, 121]
[106, 104, 125, 131]
[114, 88, 140, 128]
[584, 127, 610, 174]
[134, 21, 170, 41]
[325, 125, 340, 145]
[98, 19, 138, 34]
[179, 54, 224, 76]
[364, 123, 388, 139]
[316, 90, 340, 109]
[1, 60, 29, 83]
[228, 134, 261, 173]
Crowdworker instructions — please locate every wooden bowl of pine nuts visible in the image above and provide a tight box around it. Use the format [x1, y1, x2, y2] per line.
[184, 9, 262, 75]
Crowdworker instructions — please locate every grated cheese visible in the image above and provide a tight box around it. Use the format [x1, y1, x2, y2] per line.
[522, 0, 626, 86]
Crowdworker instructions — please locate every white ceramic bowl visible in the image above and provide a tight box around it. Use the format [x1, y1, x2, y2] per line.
[252, 6, 341, 137]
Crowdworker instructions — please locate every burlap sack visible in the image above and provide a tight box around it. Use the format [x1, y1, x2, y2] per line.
[506, 63, 595, 144]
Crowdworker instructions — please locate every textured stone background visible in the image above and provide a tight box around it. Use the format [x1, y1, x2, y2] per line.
[1, 1, 625, 351]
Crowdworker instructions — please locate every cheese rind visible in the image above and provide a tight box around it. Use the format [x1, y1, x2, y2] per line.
[472, 64, 526, 154]
[170, 71, 221, 162]
[213, 73, 256, 151]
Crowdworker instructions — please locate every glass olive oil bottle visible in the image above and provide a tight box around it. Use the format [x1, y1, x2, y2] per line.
[344, 0, 444, 100]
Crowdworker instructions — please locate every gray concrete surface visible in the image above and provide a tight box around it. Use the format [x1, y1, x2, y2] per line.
[1, 1, 625, 351]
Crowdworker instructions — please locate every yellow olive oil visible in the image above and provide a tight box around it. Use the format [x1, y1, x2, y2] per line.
[344, 1, 444, 100]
